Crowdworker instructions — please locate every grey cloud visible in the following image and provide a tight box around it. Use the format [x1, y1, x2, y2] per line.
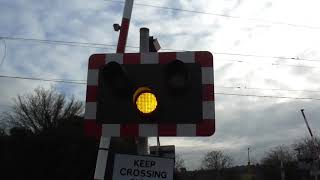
[158, 96, 320, 169]
[2, 0, 320, 172]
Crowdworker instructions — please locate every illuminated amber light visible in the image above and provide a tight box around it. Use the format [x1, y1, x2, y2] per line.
[135, 92, 158, 114]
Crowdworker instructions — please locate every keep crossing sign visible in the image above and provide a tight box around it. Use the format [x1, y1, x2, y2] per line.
[112, 154, 174, 180]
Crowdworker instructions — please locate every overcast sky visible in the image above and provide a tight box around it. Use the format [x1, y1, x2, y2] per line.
[1, 0, 320, 170]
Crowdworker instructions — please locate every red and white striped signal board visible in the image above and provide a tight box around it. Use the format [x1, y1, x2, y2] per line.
[84, 51, 214, 137]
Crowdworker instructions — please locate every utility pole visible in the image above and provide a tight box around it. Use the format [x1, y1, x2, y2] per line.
[301, 109, 314, 138]
[247, 147, 251, 166]
[300, 109, 319, 180]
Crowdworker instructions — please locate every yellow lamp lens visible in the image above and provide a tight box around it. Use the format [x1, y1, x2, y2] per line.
[135, 92, 157, 114]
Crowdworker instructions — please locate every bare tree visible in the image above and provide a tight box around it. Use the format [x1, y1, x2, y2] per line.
[293, 136, 320, 163]
[0, 127, 5, 136]
[261, 145, 295, 166]
[2, 87, 83, 134]
[175, 154, 186, 171]
[201, 150, 233, 170]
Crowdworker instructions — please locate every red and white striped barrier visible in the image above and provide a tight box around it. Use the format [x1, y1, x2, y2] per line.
[116, 0, 133, 53]
[84, 51, 215, 138]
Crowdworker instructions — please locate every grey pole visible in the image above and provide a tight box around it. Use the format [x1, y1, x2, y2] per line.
[247, 147, 250, 166]
[136, 27, 150, 155]
[300, 109, 314, 138]
[140, 27, 149, 52]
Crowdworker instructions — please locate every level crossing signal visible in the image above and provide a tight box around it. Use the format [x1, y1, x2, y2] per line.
[84, 51, 215, 137]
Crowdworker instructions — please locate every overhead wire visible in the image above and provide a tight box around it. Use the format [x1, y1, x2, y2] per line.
[214, 52, 320, 62]
[104, 0, 320, 30]
[0, 36, 119, 50]
[2, 36, 320, 98]
[2, 36, 320, 64]
[1, 74, 320, 101]
[215, 92, 320, 101]
[244, 87, 320, 93]
[1, 74, 319, 94]
[2, 36, 320, 94]
[0, 75, 86, 84]
[220, 59, 320, 69]
[1, 3, 320, 103]
[216, 86, 320, 93]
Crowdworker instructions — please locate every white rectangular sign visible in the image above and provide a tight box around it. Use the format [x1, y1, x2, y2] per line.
[112, 154, 174, 180]
[150, 146, 175, 159]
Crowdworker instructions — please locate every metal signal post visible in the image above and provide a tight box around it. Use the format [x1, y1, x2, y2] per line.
[137, 27, 150, 155]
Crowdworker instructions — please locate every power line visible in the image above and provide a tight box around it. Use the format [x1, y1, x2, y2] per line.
[2, 73, 320, 93]
[220, 59, 320, 69]
[216, 86, 320, 93]
[0, 75, 86, 84]
[1, 36, 119, 50]
[270, 63, 318, 69]
[2, 36, 320, 63]
[215, 52, 320, 62]
[215, 92, 320, 101]
[244, 87, 320, 93]
[104, 0, 320, 30]
[1, 74, 320, 101]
